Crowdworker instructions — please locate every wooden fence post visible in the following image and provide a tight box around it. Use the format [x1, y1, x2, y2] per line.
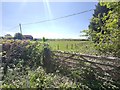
[66, 44, 68, 49]
[57, 44, 59, 50]
[43, 48, 52, 72]
[75, 44, 77, 49]
[71, 44, 73, 49]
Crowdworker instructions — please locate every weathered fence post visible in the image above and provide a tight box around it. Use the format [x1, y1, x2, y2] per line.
[66, 44, 68, 49]
[71, 44, 73, 49]
[43, 47, 52, 72]
[75, 44, 77, 49]
[57, 44, 59, 50]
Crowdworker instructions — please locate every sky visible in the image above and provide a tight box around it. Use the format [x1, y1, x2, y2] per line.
[1, 1, 98, 39]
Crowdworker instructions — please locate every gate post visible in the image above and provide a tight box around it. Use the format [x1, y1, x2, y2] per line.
[43, 47, 52, 72]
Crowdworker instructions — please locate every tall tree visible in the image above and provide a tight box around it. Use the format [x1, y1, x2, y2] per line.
[88, 1, 120, 57]
[99, 1, 120, 57]
[89, 3, 110, 43]
[14, 33, 23, 40]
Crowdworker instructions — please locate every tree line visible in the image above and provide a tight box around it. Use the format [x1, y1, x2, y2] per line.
[0, 33, 34, 40]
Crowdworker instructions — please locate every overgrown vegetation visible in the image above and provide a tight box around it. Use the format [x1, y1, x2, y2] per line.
[87, 1, 120, 57]
[0, 40, 78, 89]
[0, 40, 120, 89]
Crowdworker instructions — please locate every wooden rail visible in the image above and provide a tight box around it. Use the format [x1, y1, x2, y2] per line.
[52, 50, 120, 61]
[52, 51, 120, 68]
[50, 50, 120, 82]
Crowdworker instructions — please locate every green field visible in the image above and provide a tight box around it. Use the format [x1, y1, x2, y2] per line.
[48, 40, 98, 55]
[0, 39, 98, 55]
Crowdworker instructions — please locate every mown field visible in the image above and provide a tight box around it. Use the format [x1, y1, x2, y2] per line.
[48, 40, 98, 55]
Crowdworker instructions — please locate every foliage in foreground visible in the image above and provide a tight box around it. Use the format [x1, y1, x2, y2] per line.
[1, 40, 77, 89]
[1, 66, 77, 88]
[1, 40, 120, 89]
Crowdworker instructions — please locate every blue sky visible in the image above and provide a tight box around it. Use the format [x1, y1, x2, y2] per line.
[2, 2, 98, 39]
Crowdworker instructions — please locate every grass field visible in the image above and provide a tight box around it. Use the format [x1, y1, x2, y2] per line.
[48, 40, 98, 55]
[0, 39, 98, 55]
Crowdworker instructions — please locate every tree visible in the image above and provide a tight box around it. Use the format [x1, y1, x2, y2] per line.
[14, 33, 23, 40]
[4, 34, 13, 39]
[88, 1, 120, 57]
[98, 1, 120, 57]
[89, 3, 110, 43]
[42, 37, 47, 42]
